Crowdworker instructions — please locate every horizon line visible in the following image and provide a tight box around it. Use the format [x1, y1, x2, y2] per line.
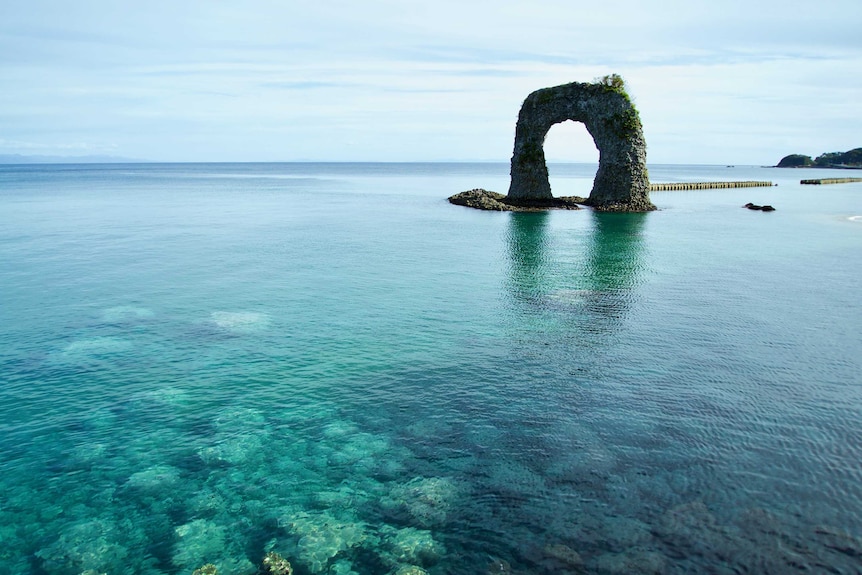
[0, 155, 761, 167]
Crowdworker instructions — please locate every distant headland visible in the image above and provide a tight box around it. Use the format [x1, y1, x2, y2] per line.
[775, 148, 862, 168]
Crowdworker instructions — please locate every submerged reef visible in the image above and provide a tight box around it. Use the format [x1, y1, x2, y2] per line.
[380, 525, 445, 567]
[191, 552, 292, 575]
[20, 399, 862, 575]
[261, 552, 293, 575]
[281, 509, 368, 573]
[380, 476, 462, 527]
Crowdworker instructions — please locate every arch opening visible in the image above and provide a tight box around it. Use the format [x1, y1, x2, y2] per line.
[544, 120, 600, 198]
[543, 120, 599, 164]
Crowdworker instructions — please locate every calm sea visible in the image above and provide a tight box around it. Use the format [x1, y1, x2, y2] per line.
[1, 162, 860, 575]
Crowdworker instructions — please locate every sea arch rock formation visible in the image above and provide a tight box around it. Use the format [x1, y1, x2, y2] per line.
[508, 78, 655, 212]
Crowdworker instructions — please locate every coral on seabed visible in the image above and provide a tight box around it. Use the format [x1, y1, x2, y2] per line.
[172, 519, 226, 569]
[329, 558, 362, 575]
[124, 464, 182, 492]
[34, 519, 133, 575]
[172, 518, 256, 574]
[281, 510, 368, 573]
[101, 305, 155, 323]
[380, 477, 460, 528]
[192, 553, 294, 575]
[210, 310, 271, 333]
[197, 407, 272, 466]
[380, 526, 445, 567]
[393, 565, 428, 575]
[261, 551, 293, 575]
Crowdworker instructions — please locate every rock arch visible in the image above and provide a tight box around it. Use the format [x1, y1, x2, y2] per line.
[507, 79, 655, 212]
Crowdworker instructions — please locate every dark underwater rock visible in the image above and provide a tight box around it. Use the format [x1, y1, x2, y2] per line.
[651, 501, 862, 573]
[542, 543, 584, 569]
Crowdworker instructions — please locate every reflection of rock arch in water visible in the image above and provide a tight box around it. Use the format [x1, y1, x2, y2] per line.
[584, 212, 648, 293]
[505, 212, 551, 302]
[506, 212, 647, 323]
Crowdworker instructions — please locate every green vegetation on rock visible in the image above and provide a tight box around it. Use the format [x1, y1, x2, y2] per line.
[604, 108, 642, 140]
[596, 73, 626, 93]
[777, 148, 862, 168]
[776, 154, 813, 168]
[815, 148, 862, 167]
[516, 140, 546, 167]
[536, 88, 557, 105]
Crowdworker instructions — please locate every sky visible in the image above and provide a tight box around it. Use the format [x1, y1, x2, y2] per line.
[1, 0, 860, 164]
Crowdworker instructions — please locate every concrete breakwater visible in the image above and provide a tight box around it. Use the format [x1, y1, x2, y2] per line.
[800, 177, 862, 185]
[649, 181, 774, 191]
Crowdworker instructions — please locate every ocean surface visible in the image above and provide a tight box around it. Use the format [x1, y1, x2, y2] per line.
[0, 162, 860, 575]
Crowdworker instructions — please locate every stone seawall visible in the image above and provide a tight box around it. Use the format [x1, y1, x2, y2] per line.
[800, 177, 862, 185]
[649, 181, 774, 191]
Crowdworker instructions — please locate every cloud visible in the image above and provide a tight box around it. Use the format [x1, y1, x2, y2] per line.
[1, 0, 860, 161]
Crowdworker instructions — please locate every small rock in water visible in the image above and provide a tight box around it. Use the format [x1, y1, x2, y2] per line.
[743, 202, 776, 212]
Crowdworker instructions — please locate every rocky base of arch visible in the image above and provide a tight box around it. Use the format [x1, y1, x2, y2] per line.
[584, 193, 657, 212]
[448, 189, 585, 212]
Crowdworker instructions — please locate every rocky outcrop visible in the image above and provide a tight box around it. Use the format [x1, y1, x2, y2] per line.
[447, 188, 584, 211]
[744, 202, 776, 212]
[508, 76, 655, 212]
[776, 154, 814, 168]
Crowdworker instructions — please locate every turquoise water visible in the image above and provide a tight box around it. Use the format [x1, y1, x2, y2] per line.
[1, 162, 860, 574]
